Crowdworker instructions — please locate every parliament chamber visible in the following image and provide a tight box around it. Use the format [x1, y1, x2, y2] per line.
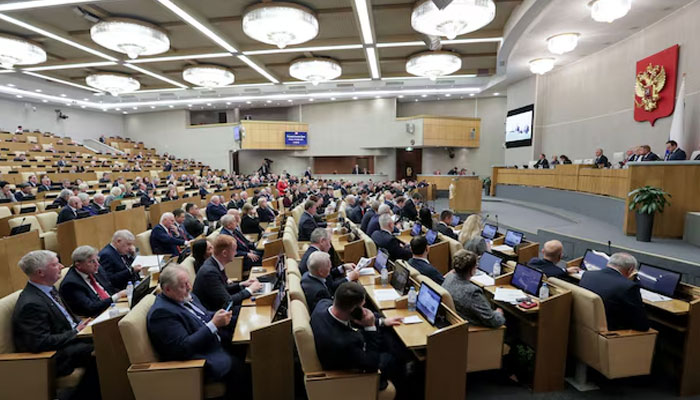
[2, 1, 700, 400]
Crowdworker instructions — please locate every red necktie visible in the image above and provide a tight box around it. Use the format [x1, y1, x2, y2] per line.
[88, 274, 110, 300]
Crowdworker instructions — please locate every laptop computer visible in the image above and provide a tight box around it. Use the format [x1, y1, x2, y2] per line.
[637, 263, 681, 298]
[10, 224, 31, 235]
[580, 249, 609, 271]
[478, 252, 503, 276]
[450, 215, 460, 227]
[410, 223, 422, 236]
[481, 223, 497, 240]
[511, 264, 543, 296]
[271, 279, 287, 322]
[257, 254, 286, 292]
[416, 282, 447, 327]
[425, 229, 438, 245]
[373, 250, 389, 272]
[131, 278, 156, 308]
[391, 263, 410, 295]
[504, 230, 524, 248]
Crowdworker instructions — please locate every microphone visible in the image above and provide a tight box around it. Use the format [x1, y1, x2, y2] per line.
[608, 240, 612, 255]
[480, 213, 490, 224]
[495, 214, 499, 231]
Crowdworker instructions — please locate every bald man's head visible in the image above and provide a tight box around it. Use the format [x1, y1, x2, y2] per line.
[542, 240, 563, 263]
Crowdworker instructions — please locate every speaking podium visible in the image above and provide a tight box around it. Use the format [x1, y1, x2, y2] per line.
[448, 176, 482, 213]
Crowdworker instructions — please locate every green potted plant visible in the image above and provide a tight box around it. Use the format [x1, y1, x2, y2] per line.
[482, 176, 492, 196]
[628, 186, 671, 242]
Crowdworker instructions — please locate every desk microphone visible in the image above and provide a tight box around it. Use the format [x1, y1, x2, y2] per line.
[495, 214, 499, 232]
[608, 240, 612, 255]
[18, 216, 27, 229]
[481, 213, 490, 224]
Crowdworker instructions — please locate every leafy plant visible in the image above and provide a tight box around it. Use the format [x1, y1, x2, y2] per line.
[628, 186, 671, 215]
[482, 176, 491, 188]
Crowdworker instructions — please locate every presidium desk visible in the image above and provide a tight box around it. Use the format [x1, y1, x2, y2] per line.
[491, 162, 700, 239]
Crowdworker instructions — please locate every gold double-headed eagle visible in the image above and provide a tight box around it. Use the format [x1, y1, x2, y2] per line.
[635, 63, 666, 112]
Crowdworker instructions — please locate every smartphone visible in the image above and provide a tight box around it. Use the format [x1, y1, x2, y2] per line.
[225, 300, 234, 312]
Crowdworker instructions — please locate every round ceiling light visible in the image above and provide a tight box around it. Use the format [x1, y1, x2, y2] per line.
[242, 2, 318, 49]
[289, 57, 342, 85]
[547, 33, 580, 55]
[411, 0, 496, 40]
[182, 65, 235, 88]
[90, 18, 170, 59]
[590, 0, 631, 23]
[85, 73, 140, 96]
[529, 58, 555, 75]
[406, 51, 462, 81]
[0, 33, 46, 69]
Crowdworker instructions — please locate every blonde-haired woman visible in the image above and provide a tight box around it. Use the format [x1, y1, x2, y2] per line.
[458, 214, 489, 255]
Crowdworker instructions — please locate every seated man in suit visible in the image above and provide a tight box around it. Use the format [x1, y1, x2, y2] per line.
[184, 203, 206, 238]
[139, 188, 158, 207]
[37, 175, 53, 192]
[402, 193, 420, 221]
[192, 235, 262, 311]
[298, 200, 328, 241]
[13, 183, 35, 202]
[344, 195, 361, 224]
[227, 192, 243, 210]
[59, 246, 126, 317]
[98, 172, 111, 183]
[172, 209, 193, 240]
[150, 212, 190, 256]
[580, 252, 650, 332]
[298, 228, 359, 281]
[371, 214, 412, 261]
[527, 240, 579, 279]
[366, 204, 392, 237]
[147, 265, 249, 397]
[91, 193, 109, 213]
[301, 250, 357, 312]
[360, 199, 378, 233]
[99, 230, 143, 290]
[534, 153, 550, 169]
[435, 210, 458, 240]
[256, 197, 277, 223]
[594, 148, 611, 168]
[408, 236, 444, 285]
[638, 144, 660, 161]
[57, 196, 82, 224]
[205, 195, 227, 223]
[218, 214, 262, 271]
[13, 250, 100, 398]
[665, 140, 687, 161]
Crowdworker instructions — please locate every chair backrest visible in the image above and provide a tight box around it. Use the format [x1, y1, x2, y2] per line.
[283, 229, 299, 260]
[360, 233, 377, 258]
[118, 293, 159, 364]
[288, 273, 307, 310]
[135, 230, 153, 255]
[292, 207, 303, 225]
[286, 259, 301, 279]
[548, 278, 607, 332]
[417, 275, 455, 311]
[180, 256, 197, 285]
[0, 291, 22, 354]
[0, 206, 11, 219]
[8, 215, 42, 234]
[290, 299, 323, 373]
[36, 212, 58, 232]
[691, 150, 700, 161]
[612, 152, 624, 165]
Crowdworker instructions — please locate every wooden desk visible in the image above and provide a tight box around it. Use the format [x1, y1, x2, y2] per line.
[382, 308, 437, 348]
[77, 301, 130, 337]
[364, 284, 400, 310]
[233, 305, 273, 344]
[448, 176, 482, 213]
[358, 269, 380, 286]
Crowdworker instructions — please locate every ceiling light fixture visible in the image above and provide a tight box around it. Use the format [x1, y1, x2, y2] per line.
[86, 72, 140, 96]
[406, 50, 461, 81]
[125, 63, 188, 88]
[529, 58, 555, 75]
[242, 2, 318, 49]
[182, 64, 234, 88]
[24, 71, 101, 92]
[0, 33, 46, 69]
[156, 0, 237, 53]
[365, 47, 380, 79]
[0, 0, 104, 12]
[289, 57, 342, 86]
[24, 61, 117, 71]
[590, 0, 631, 23]
[353, 0, 374, 44]
[411, 0, 496, 40]
[237, 55, 279, 83]
[547, 33, 580, 55]
[90, 18, 170, 59]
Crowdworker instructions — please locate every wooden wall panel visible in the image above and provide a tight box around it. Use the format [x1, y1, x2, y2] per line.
[422, 116, 480, 148]
[241, 121, 309, 150]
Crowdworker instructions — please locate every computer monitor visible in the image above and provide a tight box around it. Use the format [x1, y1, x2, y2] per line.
[416, 282, 441, 326]
[271, 280, 286, 322]
[504, 230, 524, 248]
[131, 278, 155, 308]
[425, 229, 437, 245]
[411, 223, 422, 236]
[391, 264, 410, 295]
[481, 223, 497, 240]
[374, 250, 388, 272]
[637, 263, 681, 297]
[450, 215, 460, 226]
[581, 249, 609, 271]
[478, 252, 503, 275]
[511, 263, 543, 296]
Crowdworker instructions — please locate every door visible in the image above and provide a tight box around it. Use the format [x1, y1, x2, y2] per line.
[396, 148, 422, 180]
[230, 150, 239, 175]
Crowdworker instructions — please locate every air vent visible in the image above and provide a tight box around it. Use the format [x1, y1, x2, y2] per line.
[243, 88, 261, 93]
[158, 92, 177, 98]
[288, 85, 306, 90]
[336, 83, 354, 88]
[200, 90, 217, 95]
[437, 80, 455, 85]
[384, 81, 403, 86]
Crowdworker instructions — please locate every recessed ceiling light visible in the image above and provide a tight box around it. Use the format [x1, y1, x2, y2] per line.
[34, 89, 41, 92]
[469, 93, 475, 97]
[15, 94, 22, 98]
[421, 94, 427, 98]
[266, 100, 272, 103]
[309, 98, 314, 101]
[206, 103, 212, 106]
[123, 111, 128, 114]
[42, 99, 48, 103]
[226, 102, 231, 105]
[132, 107, 138, 110]
[330, 97, 336, 100]
[7, 84, 15, 87]
[493, 93, 499, 96]
[65, 103, 71, 106]
[375, 95, 380, 99]
[352, 96, 358, 100]
[398, 95, 404, 98]
[115, 108, 121, 110]
[187, 104, 193, 107]
[81, 105, 86, 108]
[83, 98, 88, 101]
[60, 93, 66, 97]
[287, 99, 293, 102]
[168, 105, 174, 108]
[246, 101, 252, 104]
[150, 106, 156, 109]
[445, 94, 451, 97]
[415, 99, 419, 102]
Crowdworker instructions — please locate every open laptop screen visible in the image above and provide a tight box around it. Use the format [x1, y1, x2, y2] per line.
[478, 252, 503, 275]
[581, 249, 609, 271]
[450, 215, 460, 226]
[504, 230, 524, 248]
[425, 229, 437, 245]
[481, 223, 497, 240]
[411, 223, 422, 236]
[416, 282, 441, 326]
[391, 264, 410, 295]
[638, 263, 681, 297]
[373, 250, 388, 272]
[511, 263, 543, 296]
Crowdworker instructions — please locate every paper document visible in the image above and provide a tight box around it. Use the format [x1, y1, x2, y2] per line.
[88, 308, 128, 326]
[640, 288, 671, 302]
[133, 255, 161, 268]
[356, 257, 372, 270]
[493, 287, 527, 304]
[402, 315, 423, 324]
[492, 245, 513, 253]
[359, 268, 376, 276]
[372, 288, 400, 302]
[471, 274, 495, 287]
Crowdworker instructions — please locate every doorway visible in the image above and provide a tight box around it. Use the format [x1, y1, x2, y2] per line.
[230, 150, 239, 175]
[396, 148, 422, 180]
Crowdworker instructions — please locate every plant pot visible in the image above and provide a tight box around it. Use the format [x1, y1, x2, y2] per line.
[635, 211, 654, 242]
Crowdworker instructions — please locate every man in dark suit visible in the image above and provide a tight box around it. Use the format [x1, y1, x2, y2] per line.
[638, 145, 660, 161]
[13, 250, 100, 398]
[594, 148, 611, 168]
[99, 230, 143, 290]
[344, 195, 360, 223]
[301, 251, 350, 312]
[147, 265, 249, 396]
[435, 210, 458, 240]
[150, 212, 190, 256]
[402, 193, 420, 222]
[298, 200, 327, 241]
[59, 246, 126, 317]
[192, 235, 262, 311]
[407, 236, 444, 285]
[366, 204, 392, 237]
[360, 200, 377, 233]
[91, 193, 109, 214]
[140, 188, 157, 207]
[665, 140, 687, 161]
[206, 196, 227, 222]
[184, 203, 205, 238]
[527, 240, 579, 279]
[219, 215, 262, 271]
[580, 253, 650, 331]
[57, 196, 82, 224]
[13, 183, 35, 202]
[37, 176, 53, 192]
[351, 164, 360, 174]
[371, 214, 411, 261]
[256, 198, 277, 223]
[534, 153, 549, 169]
[99, 173, 111, 184]
[299, 227, 359, 279]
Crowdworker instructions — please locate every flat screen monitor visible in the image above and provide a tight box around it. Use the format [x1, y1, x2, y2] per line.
[481, 223, 497, 240]
[637, 263, 681, 297]
[233, 125, 241, 141]
[416, 282, 441, 326]
[131, 278, 155, 308]
[581, 249, 609, 271]
[391, 264, 410, 295]
[478, 252, 503, 275]
[505, 104, 534, 148]
[450, 215, 460, 226]
[504, 230, 524, 248]
[425, 229, 437, 245]
[511, 263, 543, 296]
[271, 280, 286, 320]
[374, 250, 388, 271]
[411, 223, 422, 236]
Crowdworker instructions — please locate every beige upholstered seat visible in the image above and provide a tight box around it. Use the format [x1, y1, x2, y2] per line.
[283, 228, 300, 260]
[288, 273, 308, 310]
[118, 294, 225, 400]
[8, 215, 58, 252]
[135, 230, 153, 255]
[0, 206, 11, 219]
[180, 256, 197, 285]
[549, 278, 657, 379]
[286, 258, 301, 279]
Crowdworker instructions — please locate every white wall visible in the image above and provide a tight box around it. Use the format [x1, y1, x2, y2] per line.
[236, 150, 309, 175]
[0, 97, 123, 142]
[505, 76, 537, 165]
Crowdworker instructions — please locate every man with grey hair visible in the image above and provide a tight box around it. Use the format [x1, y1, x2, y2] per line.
[580, 252, 649, 331]
[91, 192, 108, 213]
[150, 212, 190, 256]
[77, 192, 96, 216]
[99, 229, 143, 290]
[13, 250, 100, 398]
[301, 251, 339, 312]
[256, 196, 278, 223]
[360, 198, 379, 233]
[57, 195, 83, 224]
[371, 214, 411, 261]
[59, 245, 126, 317]
[298, 227, 360, 281]
[51, 187, 72, 207]
[366, 203, 392, 236]
[205, 194, 226, 222]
